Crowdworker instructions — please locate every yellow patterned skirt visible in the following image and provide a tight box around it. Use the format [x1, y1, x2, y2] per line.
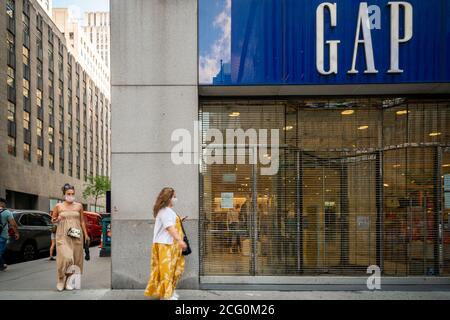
[144, 218, 185, 299]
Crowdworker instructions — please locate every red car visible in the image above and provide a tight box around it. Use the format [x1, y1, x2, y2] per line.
[83, 211, 102, 244]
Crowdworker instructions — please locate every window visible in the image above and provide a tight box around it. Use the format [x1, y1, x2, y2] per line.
[7, 32, 15, 61]
[37, 148, 43, 166]
[6, 0, 14, 19]
[48, 127, 54, 143]
[8, 137, 16, 156]
[21, 213, 47, 227]
[49, 100, 54, 117]
[23, 143, 30, 161]
[49, 153, 54, 170]
[23, 79, 29, 98]
[37, 119, 43, 137]
[23, 111, 30, 130]
[60, 136, 65, 174]
[37, 90, 42, 108]
[22, 46, 29, 65]
[37, 60, 43, 79]
[7, 66, 15, 87]
[42, 214, 51, 226]
[7, 101, 15, 122]
[49, 70, 54, 85]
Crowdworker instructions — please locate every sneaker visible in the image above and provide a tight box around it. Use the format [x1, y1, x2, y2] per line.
[163, 295, 178, 300]
[173, 291, 179, 299]
[49, 257, 55, 261]
[0, 265, 7, 271]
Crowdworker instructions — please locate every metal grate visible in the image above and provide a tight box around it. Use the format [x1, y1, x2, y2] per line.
[199, 97, 450, 277]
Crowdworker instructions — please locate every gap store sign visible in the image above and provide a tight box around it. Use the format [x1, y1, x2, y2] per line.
[199, 0, 450, 85]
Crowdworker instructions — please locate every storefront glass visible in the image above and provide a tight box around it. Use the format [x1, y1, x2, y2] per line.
[199, 97, 450, 277]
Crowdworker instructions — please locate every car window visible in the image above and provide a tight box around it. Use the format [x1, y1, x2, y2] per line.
[42, 214, 52, 226]
[25, 213, 48, 226]
[19, 214, 29, 225]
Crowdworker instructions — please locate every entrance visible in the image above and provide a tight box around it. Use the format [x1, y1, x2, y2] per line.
[200, 145, 378, 276]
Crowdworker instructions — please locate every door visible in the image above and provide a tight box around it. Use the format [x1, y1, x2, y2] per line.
[200, 146, 254, 275]
[201, 145, 297, 276]
[442, 147, 450, 275]
[383, 147, 438, 275]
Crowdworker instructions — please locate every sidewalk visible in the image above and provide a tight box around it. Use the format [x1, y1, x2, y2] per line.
[1, 248, 450, 300]
[1, 289, 450, 300]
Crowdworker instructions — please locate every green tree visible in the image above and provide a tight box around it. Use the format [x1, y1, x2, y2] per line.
[83, 175, 111, 212]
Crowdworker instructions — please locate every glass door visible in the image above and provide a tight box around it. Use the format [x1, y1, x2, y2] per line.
[200, 146, 254, 275]
[383, 147, 438, 275]
[441, 147, 450, 275]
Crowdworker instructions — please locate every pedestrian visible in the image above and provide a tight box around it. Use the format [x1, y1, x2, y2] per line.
[51, 184, 90, 291]
[144, 187, 188, 300]
[227, 204, 241, 253]
[0, 198, 20, 271]
[49, 221, 57, 261]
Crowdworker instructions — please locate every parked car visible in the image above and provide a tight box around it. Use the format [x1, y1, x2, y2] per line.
[84, 211, 102, 244]
[5, 210, 53, 262]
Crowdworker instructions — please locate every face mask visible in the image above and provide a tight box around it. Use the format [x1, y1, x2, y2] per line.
[171, 197, 178, 206]
[65, 195, 75, 203]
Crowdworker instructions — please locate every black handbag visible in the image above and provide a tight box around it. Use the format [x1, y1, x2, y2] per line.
[179, 217, 192, 256]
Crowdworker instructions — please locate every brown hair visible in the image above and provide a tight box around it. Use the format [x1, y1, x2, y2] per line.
[62, 183, 75, 195]
[153, 187, 175, 218]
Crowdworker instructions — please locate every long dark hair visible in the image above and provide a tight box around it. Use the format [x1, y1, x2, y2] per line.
[153, 187, 175, 218]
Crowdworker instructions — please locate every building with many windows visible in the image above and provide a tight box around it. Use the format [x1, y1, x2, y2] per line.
[83, 12, 109, 68]
[0, 0, 111, 212]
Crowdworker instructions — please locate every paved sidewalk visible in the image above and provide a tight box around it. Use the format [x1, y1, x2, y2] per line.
[0, 246, 110, 290]
[1, 248, 450, 300]
[1, 289, 450, 300]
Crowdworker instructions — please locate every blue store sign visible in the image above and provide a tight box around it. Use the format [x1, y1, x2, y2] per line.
[205, 0, 450, 86]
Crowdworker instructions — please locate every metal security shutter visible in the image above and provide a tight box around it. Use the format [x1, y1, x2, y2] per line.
[199, 97, 450, 278]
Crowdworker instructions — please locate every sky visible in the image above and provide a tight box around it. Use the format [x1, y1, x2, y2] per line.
[199, 0, 231, 84]
[52, 0, 109, 24]
[52, 0, 229, 84]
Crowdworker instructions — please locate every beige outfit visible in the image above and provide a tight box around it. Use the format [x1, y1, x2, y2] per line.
[56, 210, 84, 286]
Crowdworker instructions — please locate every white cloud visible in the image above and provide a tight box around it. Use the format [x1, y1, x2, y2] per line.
[199, 0, 231, 84]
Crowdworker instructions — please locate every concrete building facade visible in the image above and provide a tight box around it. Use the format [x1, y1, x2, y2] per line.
[111, 0, 199, 289]
[1, 0, 111, 212]
[111, 0, 450, 290]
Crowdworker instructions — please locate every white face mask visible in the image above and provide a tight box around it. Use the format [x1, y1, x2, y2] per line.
[64, 195, 75, 203]
[171, 197, 178, 206]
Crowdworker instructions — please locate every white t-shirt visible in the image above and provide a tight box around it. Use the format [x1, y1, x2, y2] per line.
[153, 207, 178, 244]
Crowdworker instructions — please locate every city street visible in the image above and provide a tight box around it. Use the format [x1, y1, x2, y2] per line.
[0, 246, 111, 291]
[1, 248, 450, 300]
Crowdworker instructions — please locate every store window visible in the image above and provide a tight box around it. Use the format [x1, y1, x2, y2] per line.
[200, 97, 450, 277]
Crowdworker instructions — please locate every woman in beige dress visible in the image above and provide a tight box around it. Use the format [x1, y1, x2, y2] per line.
[51, 184, 90, 291]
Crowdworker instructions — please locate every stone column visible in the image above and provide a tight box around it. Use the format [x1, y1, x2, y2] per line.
[110, 0, 199, 289]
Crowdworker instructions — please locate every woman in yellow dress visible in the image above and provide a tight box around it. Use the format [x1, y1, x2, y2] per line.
[144, 187, 187, 300]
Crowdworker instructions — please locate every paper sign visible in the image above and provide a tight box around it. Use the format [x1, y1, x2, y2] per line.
[357, 216, 370, 230]
[222, 174, 237, 183]
[221, 192, 234, 209]
[445, 192, 450, 209]
[444, 175, 450, 191]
